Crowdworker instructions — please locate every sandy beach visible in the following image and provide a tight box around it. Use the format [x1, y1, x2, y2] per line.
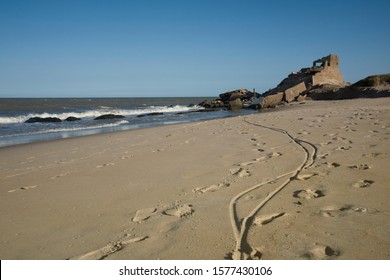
[0, 98, 389, 260]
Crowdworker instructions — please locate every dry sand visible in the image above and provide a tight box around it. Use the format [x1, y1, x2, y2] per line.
[0, 98, 389, 260]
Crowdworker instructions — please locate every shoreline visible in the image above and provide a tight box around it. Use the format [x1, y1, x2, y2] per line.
[0, 98, 389, 259]
[0, 104, 259, 149]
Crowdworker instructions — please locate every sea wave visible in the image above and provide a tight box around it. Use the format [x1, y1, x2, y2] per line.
[0, 120, 130, 138]
[0, 105, 202, 124]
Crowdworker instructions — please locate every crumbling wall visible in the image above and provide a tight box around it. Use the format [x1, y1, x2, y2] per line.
[310, 54, 343, 86]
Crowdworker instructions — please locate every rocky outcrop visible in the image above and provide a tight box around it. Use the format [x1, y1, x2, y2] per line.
[306, 74, 390, 100]
[25, 117, 62, 123]
[260, 93, 284, 108]
[284, 82, 306, 103]
[65, 116, 81, 121]
[260, 54, 346, 107]
[198, 99, 225, 109]
[352, 74, 390, 88]
[199, 89, 259, 110]
[94, 114, 125, 120]
[229, 98, 243, 111]
[219, 89, 257, 102]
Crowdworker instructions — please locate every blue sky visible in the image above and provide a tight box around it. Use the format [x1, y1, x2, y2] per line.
[0, 0, 389, 98]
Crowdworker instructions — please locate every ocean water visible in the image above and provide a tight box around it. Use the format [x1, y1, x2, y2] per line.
[0, 98, 256, 147]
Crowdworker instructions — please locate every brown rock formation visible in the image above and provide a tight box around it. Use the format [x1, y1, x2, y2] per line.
[219, 89, 256, 102]
[260, 92, 284, 108]
[284, 82, 306, 103]
[261, 54, 346, 108]
[306, 74, 390, 100]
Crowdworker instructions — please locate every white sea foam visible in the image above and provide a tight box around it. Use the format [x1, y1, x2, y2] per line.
[0, 105, 202, 124]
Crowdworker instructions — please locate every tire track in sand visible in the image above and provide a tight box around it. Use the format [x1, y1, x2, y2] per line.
[228, 118, 317, 260]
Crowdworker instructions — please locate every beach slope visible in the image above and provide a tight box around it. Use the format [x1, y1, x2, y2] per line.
[0, 98, 389, 259]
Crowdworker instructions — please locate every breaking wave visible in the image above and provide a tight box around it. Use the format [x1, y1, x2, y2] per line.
[0, 105, 202, 124]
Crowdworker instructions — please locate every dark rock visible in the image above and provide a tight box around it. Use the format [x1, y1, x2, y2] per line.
[198, 99, 225, 108]
[305, 75, 390, 100]
[304, 84, 346, 100]
[137, 112, 164, 118]
[94, 114, 125, 120]
[25, 117, 62, 123]
[219, 89, 257, 102]
[65, 116, 81, 122]
[352, 74, 390, 87]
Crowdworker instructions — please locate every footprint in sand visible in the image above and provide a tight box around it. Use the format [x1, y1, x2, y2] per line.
[253, 212, 285, 226]
[71, 236, 147, 260]
[120, 156, 131, 160]
[348, 164, 371, 170]
[317, 153, 328, 159]
[352, 180, 374, 188]
[226, 247, 262, 260]
[238, 169, 251, 177]
[230, 167, 251, 177]
[96, 163, 115, 168]
[319, 205, 351, 217]
[8, 185, 39, 193]
[319, 205, 377, 217]
[75, 242, 124, 260]
[244, 152, 282, 165]
[293, 189, 324, 199]
[362, 152, 382, 158]
[230, 167, 242, 175]
[296, 172, 317, 181]
[193, 183, 230, 194]
[132, 208, 157, 223]
[163, 204, 194, 218]
[336, 146, 351, 151]
[239, 160, 257, 167]
[326, 162, 341, 168]
[319, 141, 333, 146]
[305, 244, 338, 260]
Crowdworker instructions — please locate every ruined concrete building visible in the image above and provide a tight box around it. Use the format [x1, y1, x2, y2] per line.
[308, 54, 343, 86]
[261, 54, 344, 108]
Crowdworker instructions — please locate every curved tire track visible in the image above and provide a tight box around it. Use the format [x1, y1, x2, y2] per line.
[228, 118, 317, 259]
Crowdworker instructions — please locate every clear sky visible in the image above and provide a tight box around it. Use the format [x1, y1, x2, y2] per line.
[0, 0, 389, 98]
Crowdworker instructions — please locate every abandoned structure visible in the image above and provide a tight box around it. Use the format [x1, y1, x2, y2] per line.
[309, 54, 343, 86]
[261, 54, 344, 108]
[197, 54, 386, 111]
